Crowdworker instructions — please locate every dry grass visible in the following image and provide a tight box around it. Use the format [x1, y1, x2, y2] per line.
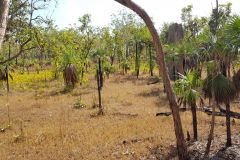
[0, 73, 240, 160]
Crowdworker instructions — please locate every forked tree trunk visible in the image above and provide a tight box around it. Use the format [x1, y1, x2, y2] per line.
[226, 103, 232, 147]
[191, 102, 198, 141]
[0, 0, 9, 50]
[114, 1, 189, 159]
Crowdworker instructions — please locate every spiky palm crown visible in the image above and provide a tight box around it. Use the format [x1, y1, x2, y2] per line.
[174, 70, 202, 106]
[225, 16, 240, 47]
[212, 73, 236, 104]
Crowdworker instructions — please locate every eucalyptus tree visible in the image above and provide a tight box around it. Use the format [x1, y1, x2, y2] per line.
[181, 5, 208, 41]
[78, 14, 96, 84]
[135, 25, 152, 77]
[111, 10, 144, 73]
[0, 0, 55, 65]
[52, 28, 83, 85]
[114, 0, 189, 159]
[94, 27, 115, 77]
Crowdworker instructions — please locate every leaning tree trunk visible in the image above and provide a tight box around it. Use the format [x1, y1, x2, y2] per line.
[191, 102, 198, 141]
[114, 1, 189, 159]
[0, 0, 9, 50]
[226, 103, 232, 147]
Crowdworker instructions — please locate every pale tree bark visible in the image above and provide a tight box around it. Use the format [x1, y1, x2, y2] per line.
[0, 0, 10, 51]
[114, 0, 189, 159]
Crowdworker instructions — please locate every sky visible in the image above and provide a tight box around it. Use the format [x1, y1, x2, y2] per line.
[43, 0, 240, 29]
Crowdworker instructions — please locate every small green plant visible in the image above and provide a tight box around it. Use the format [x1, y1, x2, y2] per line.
[73, 98, 86, 109]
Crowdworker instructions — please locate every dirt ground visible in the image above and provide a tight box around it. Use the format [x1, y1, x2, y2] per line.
[0, 73, 240, 160]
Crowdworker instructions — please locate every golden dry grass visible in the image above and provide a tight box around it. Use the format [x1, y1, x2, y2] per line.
[0, 73, 240, 160]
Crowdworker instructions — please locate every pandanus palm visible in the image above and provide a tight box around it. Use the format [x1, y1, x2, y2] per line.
[225, 16, 240, 49]
[212, 73, 236, 147]
[204, 73, 236, 156]
[174, 70, 202, 141]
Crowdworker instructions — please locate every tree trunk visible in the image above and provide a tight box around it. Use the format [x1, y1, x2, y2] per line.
[191, 102, 198, 141]
[0, 0, 9, 50]
[80, 67, 84, 85]
[221, 61, 227, 77]
[97, 58, 103, 115]
[149, 44, 153, 76]
[226, 103, 232, 147]
[205, 102, 216, 157]
[98, 58, 103, 88]
[5, 65, 9, 92]
[125, 43, 128, 74]
[135, 42, 139, 78]
[114, 1, 189, 159]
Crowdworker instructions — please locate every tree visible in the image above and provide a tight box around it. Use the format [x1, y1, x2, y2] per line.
[0, 0, 55, 65]
[78, 14, 95, 85]
[204, 72, 236, 155]
[212, 73, 236, 147]
[0, 0, 10, 50]
[114, 0, 189, 159]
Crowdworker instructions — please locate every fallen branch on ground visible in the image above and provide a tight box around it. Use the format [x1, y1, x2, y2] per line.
[156, 106, 240, 119]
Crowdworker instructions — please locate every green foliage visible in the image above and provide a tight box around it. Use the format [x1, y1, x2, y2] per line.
[225, 16, 240, 47]
[73, 98, 87, 109]
[102, 61, 115, 75]
[174, 70, 202, 105]
[205, 60, 219, 75]
[212, 74, 236, 104]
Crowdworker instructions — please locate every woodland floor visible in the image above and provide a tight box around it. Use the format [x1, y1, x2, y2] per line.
[0, 72, 240, 160]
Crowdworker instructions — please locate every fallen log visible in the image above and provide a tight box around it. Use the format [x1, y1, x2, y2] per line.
[147, 79, 160, 85]
[156, 112, 172, 116]
[156, 106, 240, 119]
[218, 106, 240, 119]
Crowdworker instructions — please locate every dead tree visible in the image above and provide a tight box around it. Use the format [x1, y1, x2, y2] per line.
[97, 58, 103, 115]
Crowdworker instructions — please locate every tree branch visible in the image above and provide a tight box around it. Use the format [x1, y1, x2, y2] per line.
[0, 37, 35, 65]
